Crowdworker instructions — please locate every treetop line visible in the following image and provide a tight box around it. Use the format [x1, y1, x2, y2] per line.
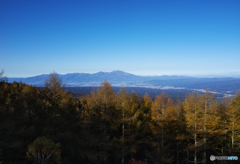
[0, 72, 239, 164]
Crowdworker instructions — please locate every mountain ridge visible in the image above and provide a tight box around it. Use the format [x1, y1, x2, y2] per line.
[7, 71, 240, 98]
[8, 70, 195, 85]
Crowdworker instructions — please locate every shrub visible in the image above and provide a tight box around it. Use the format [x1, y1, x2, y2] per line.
[129, 158, 148, 164]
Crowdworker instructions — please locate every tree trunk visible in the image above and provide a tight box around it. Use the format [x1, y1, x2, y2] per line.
[145, 144, 147, 163]
[122, 102, 124, 164]
[225, 118, 227, 156]
[204, 101, 207, 164]
[194, 104, 197, 164]
[158, 133, 160, 164]
[231, 110, 234, 164]
[177, 142, 179, 164]
[161, 104, 164, 164]
[104, 102, 107, 164]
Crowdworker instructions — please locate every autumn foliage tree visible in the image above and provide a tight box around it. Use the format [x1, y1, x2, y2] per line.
[0, 69, 7, 82]
[228, 92, 240, 156]
[26, 136, 61, 164]
[117, 88, 130, 164]
[84, 81, 118, 163]
[184, 92, 203, 164]
[151, 92, 178, 163]
[43, 72, 73, 116]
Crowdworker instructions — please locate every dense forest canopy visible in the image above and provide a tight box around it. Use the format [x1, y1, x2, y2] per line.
[0, 72, 240, 164]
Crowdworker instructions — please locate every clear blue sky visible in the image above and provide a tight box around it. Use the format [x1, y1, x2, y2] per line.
[1, 0, 240, 77]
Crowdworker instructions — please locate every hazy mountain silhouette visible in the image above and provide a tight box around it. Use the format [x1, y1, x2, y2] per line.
[8, 70, 240, 96]
[8, 70, 194, 86]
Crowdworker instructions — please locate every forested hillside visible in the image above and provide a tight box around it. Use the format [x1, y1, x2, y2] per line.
[0, 73, 240, 164]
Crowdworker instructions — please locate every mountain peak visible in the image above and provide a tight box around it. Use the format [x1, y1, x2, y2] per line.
[95, 71, 105, 74]
[111, 70, 124, 73]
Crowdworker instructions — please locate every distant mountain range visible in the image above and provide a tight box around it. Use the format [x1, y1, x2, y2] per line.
[8, 71, 192, 86]
[8, 70, 240, 98]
